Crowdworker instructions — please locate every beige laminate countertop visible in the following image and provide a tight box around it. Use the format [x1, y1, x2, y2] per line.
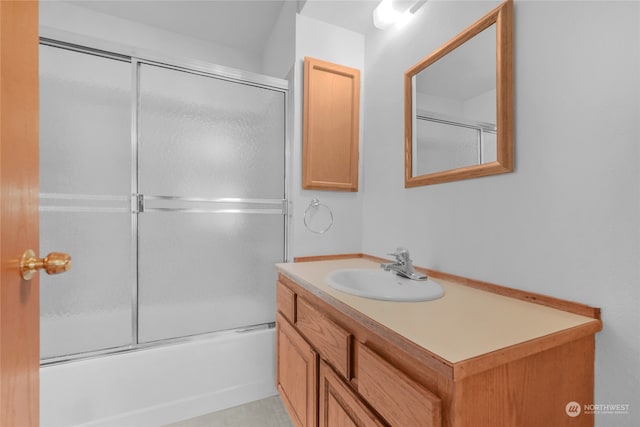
[276, 258, 600, 364]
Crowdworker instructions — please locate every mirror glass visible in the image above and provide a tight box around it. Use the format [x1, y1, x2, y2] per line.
[413, 25, 496, 176]
[405, 0, 513, 187]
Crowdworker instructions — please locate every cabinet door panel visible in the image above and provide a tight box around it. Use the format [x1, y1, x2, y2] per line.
[326, 393, 357, 427]
[303, 57, 360, 191]
[319, 361, 385, 427]
[277, 313, 318, 427]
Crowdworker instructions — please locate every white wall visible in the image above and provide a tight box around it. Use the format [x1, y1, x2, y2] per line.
[262, 1, 296, 79]
[40, 1, 262, 74]
[290, 15, 365, 258]
[362, 1, 639, 425]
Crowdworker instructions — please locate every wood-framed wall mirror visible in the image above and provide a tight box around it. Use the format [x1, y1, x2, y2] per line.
[404, 0, 513, 187]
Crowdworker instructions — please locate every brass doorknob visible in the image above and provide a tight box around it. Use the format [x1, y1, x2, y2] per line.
[20, 249, 71, 280]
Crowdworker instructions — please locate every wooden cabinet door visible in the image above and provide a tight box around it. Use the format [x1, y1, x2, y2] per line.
[319, 361, 385, 427]
[302, 57, 360, 191]
[276, 313, 318, 427]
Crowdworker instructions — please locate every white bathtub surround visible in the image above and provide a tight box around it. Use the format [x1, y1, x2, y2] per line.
[41, 328, 277, 427]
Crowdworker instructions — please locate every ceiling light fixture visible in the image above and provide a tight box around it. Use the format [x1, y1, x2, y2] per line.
[373, 0, 401, 30]
[373, 0, 428, 30]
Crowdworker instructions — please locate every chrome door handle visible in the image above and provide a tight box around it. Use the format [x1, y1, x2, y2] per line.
[20, 249, 71, 280]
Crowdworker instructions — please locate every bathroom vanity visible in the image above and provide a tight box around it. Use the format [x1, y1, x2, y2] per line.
[275, 256, 601, 427]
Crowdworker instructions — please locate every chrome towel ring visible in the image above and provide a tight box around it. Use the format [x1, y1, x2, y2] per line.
[303, 198, 333, 234]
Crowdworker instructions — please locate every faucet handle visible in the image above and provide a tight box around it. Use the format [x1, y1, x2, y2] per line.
[387, 247, 411, 262]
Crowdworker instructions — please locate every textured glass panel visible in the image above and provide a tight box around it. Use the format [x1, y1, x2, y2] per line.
[39, 45, 131, 195]
[40, 194, 131, 213]
[482, 131, 497, 163]
[415, 120, 479, 175]
[40, 211, 133, 359]
[138, 213, 284, 343]
[39, 45, 133, 360]
[139, 64, 285, 199]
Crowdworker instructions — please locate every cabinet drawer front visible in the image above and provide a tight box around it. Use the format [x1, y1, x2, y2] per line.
[277, 281, 296, 323]
[358, 343, 441, 427]
[296, 297, 351, 379]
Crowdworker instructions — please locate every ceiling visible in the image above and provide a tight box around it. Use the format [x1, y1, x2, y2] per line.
[299, 0, 381, 34]
[68, 0, 287, 54]
[68, 0, 495, 106]
[69, 0, 386, 55]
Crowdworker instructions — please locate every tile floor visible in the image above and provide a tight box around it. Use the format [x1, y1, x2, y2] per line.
[165, 396, 293, 427]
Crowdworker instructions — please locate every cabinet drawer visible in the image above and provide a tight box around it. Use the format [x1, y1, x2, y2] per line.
[277, 281, 296, 323]
[296, 297, 351, 379]
[357, 343, 441, 427]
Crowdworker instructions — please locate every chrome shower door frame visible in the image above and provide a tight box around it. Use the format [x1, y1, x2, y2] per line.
[39, 34, 290, 365]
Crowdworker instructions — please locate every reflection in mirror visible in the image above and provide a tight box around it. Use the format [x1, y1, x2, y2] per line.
[413, 25, 496, 175]
[405, 0, 513, 187]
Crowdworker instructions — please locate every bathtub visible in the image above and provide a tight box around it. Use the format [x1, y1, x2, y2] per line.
[40, 327, 278, 426]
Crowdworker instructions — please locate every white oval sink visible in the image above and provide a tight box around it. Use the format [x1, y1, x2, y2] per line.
[327, 269, 444, 302]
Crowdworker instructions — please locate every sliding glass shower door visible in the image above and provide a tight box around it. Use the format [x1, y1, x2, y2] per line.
[39, 43, 287, 362]
[137, 63, 286, 343]
[39, 45, 135, 359]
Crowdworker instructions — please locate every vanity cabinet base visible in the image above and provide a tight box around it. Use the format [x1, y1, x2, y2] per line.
[275, 273, 599, 427]
[451, 334, 595, 426]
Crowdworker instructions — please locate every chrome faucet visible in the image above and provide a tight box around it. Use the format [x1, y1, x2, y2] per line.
[380, 247, 427, 281]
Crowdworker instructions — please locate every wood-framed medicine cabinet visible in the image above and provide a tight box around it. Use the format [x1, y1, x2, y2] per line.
[303, 57, 360, 191]
[405, 0, 514, 187]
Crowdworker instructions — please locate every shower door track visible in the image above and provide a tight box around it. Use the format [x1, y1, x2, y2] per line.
[42, 322, 277, 366]
[39, 34, 289, 90]
[39, 35, 290, 366]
